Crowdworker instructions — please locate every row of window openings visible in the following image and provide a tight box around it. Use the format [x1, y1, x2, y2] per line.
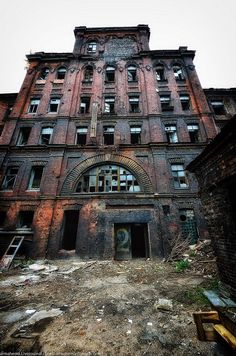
[0, 211, 34, 229]
[29, 94, 191, 115]
[16, 123, 200, 147]
[1, 163, 189, 192]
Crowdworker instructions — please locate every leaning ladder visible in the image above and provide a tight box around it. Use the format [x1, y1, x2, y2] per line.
[0, 236, 25, 270]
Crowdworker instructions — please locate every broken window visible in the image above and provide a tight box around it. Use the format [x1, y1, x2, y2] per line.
[130, 126, 141, 144]
[187, 124, 200, 143]
[80, 97, 90, 113]
[38, 68, 49, 80]
[0, 211, 6, 227]
[160, 95, 173, 111]
[156, 65, 165, 81]
[129, 96, 140, 113]
[48, 98, 60, 113]
[173, 65, 185, 80]
[179, 209, 199, 244]
[18, 211, 34, 229]
[28, 166, 44, 190]
[28, 99, 40, 113]
[127, 65, 137, 82]
[84, 66, 93, 82]
[103, 127, 114, 145]
[180, 94, 190, 110]
[171, 164, 188, 188]
[76, 165, 141, 193]
[17, 127, 31, 146]
[87, 42, 97, 53]
[40, 127, 53, 145]
[76, 127, 88, 145]
[105, 66, 115, 82]
[165, 125, 178, 143]
[210, 100, 226, 115]
[104, 97, 115, 113]
[1, 167, 19, 190]
[57, 66, 67, 80]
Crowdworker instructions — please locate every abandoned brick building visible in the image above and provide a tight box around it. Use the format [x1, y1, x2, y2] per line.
[0, 25, 235, 260]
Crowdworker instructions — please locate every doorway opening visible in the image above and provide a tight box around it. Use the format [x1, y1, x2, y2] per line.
[114, 223, 148, 260]
[61, 210, 79, 250]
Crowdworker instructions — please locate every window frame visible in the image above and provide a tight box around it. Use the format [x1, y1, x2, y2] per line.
[187, 124, 200, 143]
[40, 127, 53, 145]
[173, 65, 185, 81]
[156, 65, 166, 82]
[38, 68, 49, 81]
[48, 98, 60, 113]
[129, 96, 140, 113]
[17, 127, 31, 146]
[83, 66, 93, 82]
[104, 96, 115, 114]
[165, 125, 178, 143]
[180, 94, 191, 110]
[103, 126, 114, 145]
[80, 97, 91, 114]
[28, 99, 40, 114]
[87, 41, 97, 53]
[130, 126, 142, 144]
[28, 166, 44, 190]
[105, 66, 115, 82]
[76, 127, 88, 145]
[127, 65, 137, 82]
[171, 164, 188, 189]
[57, 66, 67, 80]
[1, 167, 19, 190]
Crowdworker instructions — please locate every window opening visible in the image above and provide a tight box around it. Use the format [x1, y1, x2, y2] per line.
[28, 99, 40, 113]
[18, 211, 34, 229]
[179, 209, 199, 244]
[80, 97, 90, 113]
[1, 167, 18, 190]
[76, 164, 141, 193]
[127, 66, 137, 82]
[156, 65, 165, 81]
[130, 126, 141, 144]
[84, 66, 93, 82]
[38, 68, 49, 80]
[76, 127, 88, 145]
[28, 166, 44, 190]
[62, 210, 79, 250]
[105, 66, 115, 82]
[160, 95, 173, 111]
[165, 125, 178, 143]
[104, 97, 115, 113]
[49, 98, 60, 113]
[103, 127, 114, 145]
[173, 65, 184, 80]
[87, 42, 97, 53]
[171, 164, 188, 188]
[57, 67, 66, 80]
[210, 100, 225, 115]
[17, 127, 31, 145]
[0, 211, 6, 227]
[187, 124, 200, 143]
[129, 96, 140, 113]
[180, 94, 190, 110]
[40, 127, 53, 144]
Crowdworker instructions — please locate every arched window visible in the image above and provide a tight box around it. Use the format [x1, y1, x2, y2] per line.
[57, 67, 67, 80]
[127, 65, 137, 82]
[173, 64, 185, 80]
[87, 41, 97, 53]
[38, 67, 49, 80]
[105, 66, 115, 82]
[156, 64, 165, 81]
[84, 66, 93, 82]
[76, 164, 141, 193]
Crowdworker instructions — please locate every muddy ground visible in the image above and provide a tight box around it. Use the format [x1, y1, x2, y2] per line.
[0, 254, 218, 355]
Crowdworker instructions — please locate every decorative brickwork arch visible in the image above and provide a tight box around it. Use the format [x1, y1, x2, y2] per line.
[61, 153, 153, 195]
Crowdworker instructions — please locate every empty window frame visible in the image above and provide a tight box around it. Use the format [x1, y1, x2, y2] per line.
[156, 65, 166, 81]
[76, 127, 88, 145]
[0, 211, 6, 227]
[127, 65, 137, 82]
[129, 96, 140, 113]
[180, 94, 190, 110]
[103, 127, 114, 145]
[105, 66, 115, 82]
[17, 127, 31, 145]
[28, 166, 44, 190]
[130, 126, 141, 144]
[104, 97, 115, 113]
[160, 95, 173, 111]
[76, 164, 141, 193]
[84, 66, 93, 82]
[57, 67, 67, 80]
[187, 124, 200, 143]
[48, 98, 60, 113]
[171, 164, 188, 188]
[28, 99, 40, 113]
[18, 211, 34, 229]
[210, 100, 226, 115]
[80, 97, 90, 113]
[40, 127, 53, 144]
[173, 65, 185, 80]
[1, 167, 19, 190]
[38, 68, 49, 80]
[87, 42, 97, 53]
[179, 209, 199, 244]
[165, 125, 178, 143]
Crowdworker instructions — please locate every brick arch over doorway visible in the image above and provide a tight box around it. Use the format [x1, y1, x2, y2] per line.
[61, 153, 153, 195]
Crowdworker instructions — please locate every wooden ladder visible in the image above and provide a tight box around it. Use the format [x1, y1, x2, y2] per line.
[0, 236, 25, 270]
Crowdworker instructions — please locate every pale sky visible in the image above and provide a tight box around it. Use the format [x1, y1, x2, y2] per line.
[1, 0, 235, 93]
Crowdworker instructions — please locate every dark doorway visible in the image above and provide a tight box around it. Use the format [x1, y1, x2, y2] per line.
[114, 223, 148, 260]
[62, 210, 79, 250]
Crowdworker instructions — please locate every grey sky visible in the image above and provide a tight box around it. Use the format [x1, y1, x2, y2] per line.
[1, 0, 235, 93]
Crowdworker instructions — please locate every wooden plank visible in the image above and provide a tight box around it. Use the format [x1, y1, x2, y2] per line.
[193, 311, 220, 341]
[214, 324, 236, 350]
[203, 290, 226, 307]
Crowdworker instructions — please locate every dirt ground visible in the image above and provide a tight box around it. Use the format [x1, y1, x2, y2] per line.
[0, 253, 218, 355]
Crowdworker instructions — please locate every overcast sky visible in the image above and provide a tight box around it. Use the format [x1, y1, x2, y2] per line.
[1, 0, 235, 93]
